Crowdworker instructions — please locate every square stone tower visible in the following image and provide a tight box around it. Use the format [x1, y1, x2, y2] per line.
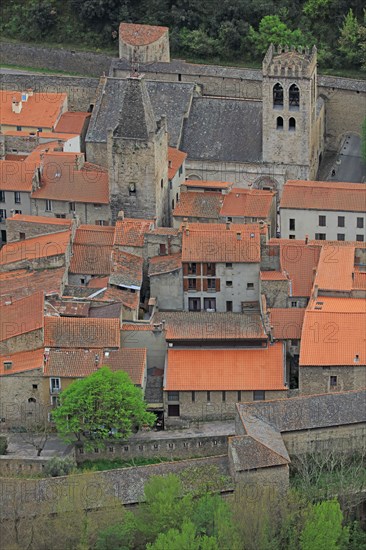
[262, 44, 319, 178]
[107, 75, 169, 226]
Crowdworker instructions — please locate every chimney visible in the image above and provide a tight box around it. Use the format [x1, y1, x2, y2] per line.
[186, 226, 190, 236]
[305, 234, 309, 244]
[117, 210, 124, 221]
[74, 153, 85, 171]
[354, 354, 360, 363]
[27, 88, 33, 97]
[12, 98, 22, 114]
[236, 232, 241, 240]
[226, 221, 231, 230]
[313, 284, 318, 299]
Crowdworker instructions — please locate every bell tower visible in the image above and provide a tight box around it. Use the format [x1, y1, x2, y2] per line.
[107, 75, 169, 225]
[262, 44, 320, 179]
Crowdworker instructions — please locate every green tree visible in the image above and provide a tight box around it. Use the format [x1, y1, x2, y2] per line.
[52, 366, 155, 450]
[146, 521, 219, 550]
[338, 9, 362, 65]
[248, 15, 307, 56]
[300, 499, 349, 550]
[94, 512, 138, 550]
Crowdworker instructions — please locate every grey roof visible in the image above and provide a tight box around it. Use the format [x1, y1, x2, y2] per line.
[229, 435, 289, 471]
[237, 390, 366, 433]
[86, 77, 195, 148]
[180, 97, 262, 163]
[113, 77, 156, 140]
[89, 303, 122, 319]
[242, 414, 290, 462]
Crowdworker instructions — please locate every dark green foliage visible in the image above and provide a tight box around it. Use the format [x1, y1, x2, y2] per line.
[1, 0, 365, 72]
[0, 436, 8, 455]
[43, 456, 76, 477]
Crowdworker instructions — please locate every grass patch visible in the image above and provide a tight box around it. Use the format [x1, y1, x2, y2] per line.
[1, 63, 84, 76]
[78, 456, 184, 472]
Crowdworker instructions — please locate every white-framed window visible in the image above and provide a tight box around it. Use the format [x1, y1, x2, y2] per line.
[14, 192, 21, 204]
[45, 199, 52, 212]
[50, 377, 61, 392]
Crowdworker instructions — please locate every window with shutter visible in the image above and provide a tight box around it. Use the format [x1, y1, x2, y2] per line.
[196, 279, 201, 291]
[183, 263, 189, 276]
[203, 279, 208, 291]
[215, 279, 221, 292]
[196, 263, 201, 276]
[183, 279, 189, 291]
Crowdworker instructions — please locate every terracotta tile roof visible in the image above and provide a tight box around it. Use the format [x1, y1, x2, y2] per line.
[89, 302, 122, 319]
[0, 160, 35, 191]
[87, 276, 109, 289]
[4, 154, 28, 161]
[44, 317, 120, 348]
[31, 152, 109, 204]
[168, 147, 187, 180]
[0, 292, 44, 342]
[182, 226, 261, 263]
[270, 238, 366, 249]
[114, 218, 154, 247]
[354, 268, 366, 290]
[119, 22, 168, 46]
[101, 287, 139, 310]
[73, 225, 114, 245]
[48, 300, 90, 317]
[0, 90, 67, 129]
[9, 214, 73, 226]
[278, 242, 321, 297]
[165, 343, 286, 390]
[300, 297, 366, 366]
[173, 191, 223, 219]
[69, 244, 112, 275]
[179, 222, 254, 232]
[314, 246, 355, 292]
[109, 250, 143, 288]
[184, 180, 232, 190]
[221, 188, 275, 218]
[44, 348, 103, 377]
[280, 180, 366, 212]
[260, 270, 288, 281]
[156, 311, 266, 341]
[102, 348, 147, 386]
[0, 267, 65, 303]
[54, 112, 91, 134]
[122, 323, 153, 331]
[270, 308, 306, 339]
[148, 253, 182, 276]
[23, 141, 63, 164]
[0, 230, 71, 266]
[0, 348, 44, 376]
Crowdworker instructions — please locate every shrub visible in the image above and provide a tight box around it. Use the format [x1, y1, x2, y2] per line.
[44, 456, 76, 477]
[0, 436, 8, 455]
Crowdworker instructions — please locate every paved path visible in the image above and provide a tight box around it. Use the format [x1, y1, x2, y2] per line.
[4, 434, 71, 459]
[327, 134, 366, 183]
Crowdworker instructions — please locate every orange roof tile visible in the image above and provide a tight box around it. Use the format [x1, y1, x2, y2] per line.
[87, 276, 109, 289]
[9, 214, 73, 226]
[54, 112, 91, 134]
[0, 348, 44, 376]
[114, 218, 154, 247]
[168, 147, 187, 180]
[300, 297, 366, 366]
[44, 348, 103, 378]
[31, 152, 109, 204]
[4, 154, 28, 161]
[23, 140, 64, 164]
[0, 160, 36, 191]
[278, 242, 321, 297]
[314, 246, 355, 292]
[149, 253, 182, 276]
[119, 22, 168, 46]
[122, 323, 153, 331]
[100, 287, 139, 310]
[184, 180, 232, 190]
[44, 317, 120, 348]
[221, 188, 275, 218]
[73, 225, 115, 246]
[270, 308, 306, 339]
[0, 292, 44, 342]
[165, 344, 286, 391]
[182, 227, 261, 263]
[280, 180, 366, 212]
[260, 270, 288, 281]
[0, 90, 67, 129]
[0, 267, 65, 303]
[70, 244, 112, 275]
[173, 191, 223, 219]
[354, 268, 366, 290]
[0, 230, 71, 266]
[102, 348, 147, 386]
[110, 250, 143, 288]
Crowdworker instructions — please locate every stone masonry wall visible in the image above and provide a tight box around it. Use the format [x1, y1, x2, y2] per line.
[0, 329, 43, 355]
[299, 366, 366, 395]
[283, 422, 366, 455]
[6, 218, 72, 243]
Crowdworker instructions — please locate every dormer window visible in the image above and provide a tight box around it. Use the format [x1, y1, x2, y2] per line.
[3, 361, 12, 370]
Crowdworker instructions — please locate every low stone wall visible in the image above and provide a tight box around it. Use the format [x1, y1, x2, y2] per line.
[0, 456, 53, 475]
[1, 42, 113, 77]
[76, 433, 229, 463]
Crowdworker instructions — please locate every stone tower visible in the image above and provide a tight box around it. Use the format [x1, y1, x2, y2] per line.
[262, 44, 321, 179]
[119, 23, 170, 63]
[107, 75, 169, 225]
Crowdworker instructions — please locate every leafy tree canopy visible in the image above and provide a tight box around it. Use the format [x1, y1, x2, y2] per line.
[52, 366, 155, 449]
[300, 499, 349, 550]
[248, 15, 307, 55]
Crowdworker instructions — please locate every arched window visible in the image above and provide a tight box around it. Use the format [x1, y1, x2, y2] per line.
[276, 116, 284, 130]
[273, 83, 283, 108]
[289, 84, 300, 110]
[289, 117, 296, 131]
[28, 397, 36, 403]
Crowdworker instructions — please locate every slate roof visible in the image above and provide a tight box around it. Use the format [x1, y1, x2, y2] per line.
[113, 77, 156, 140]
[86, 78, 195, 148]
[180, 97, 262, 163]
[109, 250, 143, 289]
[229, 435, 289, 471]
[237, 390, 366, 432]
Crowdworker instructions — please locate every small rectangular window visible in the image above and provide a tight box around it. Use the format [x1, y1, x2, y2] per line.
[188, 278, 197, 290]
[356, 234, 364, 242]
[289, 219, 295, 230]
[291, 301, 298, 307]
[226, 301, 233, 312]
[289, 234, 296, 239]
[356, 217, 364, 229]
[330, 376, 337, 387]
[16, 126, 22, 131]
[226, 263, 233, 268]
[237, 391, 241, 402]
[253, 390, 265, 401]
[159, 243, 166, 255]
[226, 280, 233, 287]
[315, 233, 326, 240]
[14, 192, 21, 204]
[337, 234, 345, 241]
[222, 391, 226, 402]
[69, 202, 75, 212]
[337, 216, 345, 227]
[168, 404, 180, 417]
[318, 215, 326, 227]
[45, 199, 52, 212]
[14, 210, 22, 215]
[188, 263, 197, 274]
[0, 209, 7, 220]
[207, 278, 216, 290]
[191, 391, 195, 402]
[207, 391, 211, 402]
[167, 391, 179, 402]
[247, 282, 254, 289]
[0, 191, 5, 202]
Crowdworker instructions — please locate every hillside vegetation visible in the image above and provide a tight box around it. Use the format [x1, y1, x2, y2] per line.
[1, 0, 365, 75]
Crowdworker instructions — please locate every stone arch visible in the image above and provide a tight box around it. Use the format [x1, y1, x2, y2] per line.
[273, 83, 284, 108]
[289, 117, 296, 131]
[185, 173, 202, 181]
[253, 176, 279, 191]
[276, 116, 284, 130]
[289, 83, 300, 109]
